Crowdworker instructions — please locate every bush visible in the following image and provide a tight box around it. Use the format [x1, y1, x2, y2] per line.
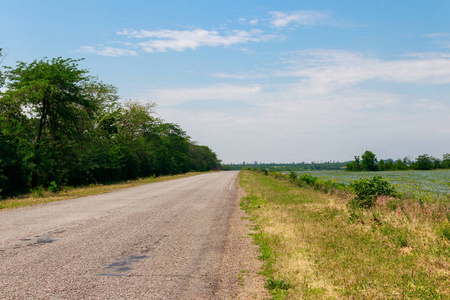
[349, 176, 396, 209]
[298, 174, 318, 186]
[289, 171, 298, 180]
[48, 181, 59, 193]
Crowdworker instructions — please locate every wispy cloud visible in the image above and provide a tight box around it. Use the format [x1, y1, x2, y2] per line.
[269, 10, 329, 28]
[425, 32, 450, 48]
[211, 72, 268, 79]
[277, 49, 450, 87]
[238, 18, 259, 25]
[142, 48, 450, 162]
[76, 46, 138, 57]
[143, 84, 262, 106]
[117, 28, 271, 52]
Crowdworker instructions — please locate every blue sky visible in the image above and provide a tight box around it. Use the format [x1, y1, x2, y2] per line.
[2, 0, 450, 163]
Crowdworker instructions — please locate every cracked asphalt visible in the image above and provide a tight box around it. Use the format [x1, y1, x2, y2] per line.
[0, 171, 240, 299]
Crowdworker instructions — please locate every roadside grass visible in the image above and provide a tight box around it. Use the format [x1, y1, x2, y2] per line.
[0, 172, 208, 210]
[239, 170, 450, 299]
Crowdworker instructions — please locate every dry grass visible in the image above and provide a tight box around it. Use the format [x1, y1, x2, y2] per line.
[0, 172, 208, 211]
[239, 171, 450, 299]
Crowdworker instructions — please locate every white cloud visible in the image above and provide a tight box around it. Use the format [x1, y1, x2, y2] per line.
[146, 49, 450, 162]
[269, 10, 329, 28]
[117, 28, 269, 52]
[142, 84, 262, 106]
[277, 49, 450, 87]
[211, 72, 268, 79]
[425, 32, 450, 49]
[238, 18, 259, 25]
[77, 46, 138, 57]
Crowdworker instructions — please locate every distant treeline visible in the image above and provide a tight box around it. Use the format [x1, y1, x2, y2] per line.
[0, 56, 221, 198]
[346, 150, 450, 171]
[223, 161, 348, 171]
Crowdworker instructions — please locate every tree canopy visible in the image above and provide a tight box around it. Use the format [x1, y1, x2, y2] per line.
[0, 57, 222, 198]
[346, 150, 449, 172]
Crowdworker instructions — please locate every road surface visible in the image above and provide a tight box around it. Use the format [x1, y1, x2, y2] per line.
[0, 171, 240, 299]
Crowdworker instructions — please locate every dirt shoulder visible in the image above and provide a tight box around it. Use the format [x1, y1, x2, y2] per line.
[215, 177, 270, 299]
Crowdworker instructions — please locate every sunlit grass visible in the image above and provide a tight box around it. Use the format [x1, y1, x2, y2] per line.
[240, 171, 450, 299]
[0, 172, 208, 210]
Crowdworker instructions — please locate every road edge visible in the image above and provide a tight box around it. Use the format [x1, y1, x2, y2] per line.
[214, 173, 270, 299]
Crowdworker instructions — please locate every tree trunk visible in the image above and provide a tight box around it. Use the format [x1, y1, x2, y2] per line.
[31, 89, 50, 187]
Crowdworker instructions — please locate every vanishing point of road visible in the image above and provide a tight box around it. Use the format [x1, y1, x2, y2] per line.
[0, 171, 240, 299]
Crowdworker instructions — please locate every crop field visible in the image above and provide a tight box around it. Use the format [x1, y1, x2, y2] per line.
[293, 170, 450, 204]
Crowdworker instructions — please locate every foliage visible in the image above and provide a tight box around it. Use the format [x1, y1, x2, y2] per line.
[0, 57, 222, 198]
[47, 181, 58, 193]
[361, 150, 378, 171]
[346, 156, 361, 171]
[349, 176, 396, 208]
[347, 150, 450, 172]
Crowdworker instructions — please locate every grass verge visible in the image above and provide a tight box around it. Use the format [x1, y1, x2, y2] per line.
[0, 172, 208, 211]
[239, 170, 450, 299]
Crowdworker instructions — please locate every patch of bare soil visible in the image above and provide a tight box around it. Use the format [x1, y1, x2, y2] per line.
[215, 180, 270, 299]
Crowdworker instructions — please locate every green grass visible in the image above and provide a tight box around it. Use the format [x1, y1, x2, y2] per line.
[240, 170, 450, 299]
[0, 172, 209, 210]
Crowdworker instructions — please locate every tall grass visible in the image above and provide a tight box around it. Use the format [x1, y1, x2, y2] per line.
[240, 170, 450, 299]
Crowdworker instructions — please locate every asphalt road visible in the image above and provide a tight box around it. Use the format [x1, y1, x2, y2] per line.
[0, 171, 240, 299]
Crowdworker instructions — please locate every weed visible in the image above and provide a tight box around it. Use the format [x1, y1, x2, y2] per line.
[240, 195, 266, 213]
[48, 181, 59, 193]
[31, 186, 44, 198]
[266, 278, 291, 298]
[435, 220, 450, 241]
[349, 176, 396, 209]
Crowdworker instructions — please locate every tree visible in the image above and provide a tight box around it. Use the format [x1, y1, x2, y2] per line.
[378, 159, 386, 171]
[361, 150, 378, 171]
[2, 57, 93, 187]
[413, 154, 433, 170]
[443, 153, 450, 169]
[346, 156, 361, 171]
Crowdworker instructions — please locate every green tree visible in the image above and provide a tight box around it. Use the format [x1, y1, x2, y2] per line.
[2, 57, 93, 187]
[443, 153, 450, 169]
[412, 154, 433, 170]
[346, 156, 361, 171]
[188, 144, 221, 171]
[378, 159, 386, 171]
[361, 150, 378, 171]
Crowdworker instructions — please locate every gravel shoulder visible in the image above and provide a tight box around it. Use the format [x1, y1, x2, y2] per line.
[215, 178, 270, 299]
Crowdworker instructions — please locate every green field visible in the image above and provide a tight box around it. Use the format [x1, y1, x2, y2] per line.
[292, 170, 450, 204]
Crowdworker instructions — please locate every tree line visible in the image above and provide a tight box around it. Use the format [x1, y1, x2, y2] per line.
[224, 161, 348, 171]
[346, 150, 450, 171]
[0, 56, 221, 198]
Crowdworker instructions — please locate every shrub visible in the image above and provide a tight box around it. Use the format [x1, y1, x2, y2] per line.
[48, 181, 59, 193]
[349, 176, 396, 209]
[289, 171, 298, 180]
[298, 174, 318, 186]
